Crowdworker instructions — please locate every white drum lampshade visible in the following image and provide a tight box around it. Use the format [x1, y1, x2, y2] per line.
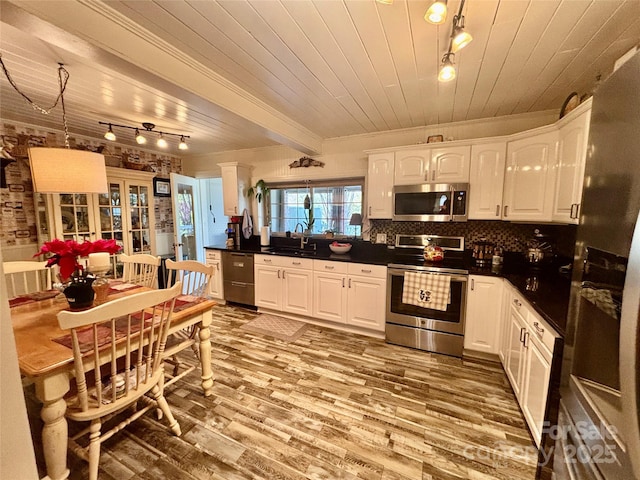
[28, 147, 108, 193]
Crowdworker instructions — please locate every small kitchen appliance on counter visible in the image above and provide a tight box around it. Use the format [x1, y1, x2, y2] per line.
[526, 229, 554, 266]
[386, 235, 468, 357]
[471, 239, 496, 267]
[226, 222, 241, 249]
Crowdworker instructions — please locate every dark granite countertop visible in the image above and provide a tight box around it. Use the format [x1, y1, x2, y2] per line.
[206, 239, 570, 337]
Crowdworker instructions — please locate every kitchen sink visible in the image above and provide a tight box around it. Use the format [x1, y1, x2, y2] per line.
[268, 246, 317, 257]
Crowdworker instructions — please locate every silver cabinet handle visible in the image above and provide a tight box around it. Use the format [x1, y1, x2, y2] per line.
[523, 331, 530, 348]
[342, 278, 345, 288]
[533, 321, 544, 335]
[496, 205, 501, 217]
[292, 261, 301, 265]
[369, 206, 371, 215]
[325, 265, 334, 270]
[277, 270, 280, 279]
[431, 170, 435, 182]
[503, 205, 508, 217]
[471, 278, 475, 290]
[513, 298, 522, 308]
[264, 258, 272, 262]
[348, 278, 352, 288]
[520, 327, 526, 343]
[361, 269, 371, 273]
[282, 270, 286, 279]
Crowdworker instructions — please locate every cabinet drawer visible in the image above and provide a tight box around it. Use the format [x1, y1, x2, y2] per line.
[526, 311, 558, 356]
[347, 263, 386, 279]
[510, 290, 528, 319]
[255, 254, 313, 270]
[205, 249, 221, 261]
[314, 259, 348, 274]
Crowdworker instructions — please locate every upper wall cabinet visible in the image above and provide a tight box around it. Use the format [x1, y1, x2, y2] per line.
[429, 145, 471, 183]
[552, 100, 592, 224]
[502, 129, 558, 222]
[219, 162, 251, 217]
[394, 149, 430, 184]
[367, 153, 394, 219]
[468, 142, 506, 220]
[394, 146, 470, 185]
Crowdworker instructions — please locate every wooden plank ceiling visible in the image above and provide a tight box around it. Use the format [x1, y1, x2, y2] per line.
[0, 0, 639, 156]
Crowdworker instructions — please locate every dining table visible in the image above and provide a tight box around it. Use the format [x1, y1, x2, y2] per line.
[9, 281, 216, 480]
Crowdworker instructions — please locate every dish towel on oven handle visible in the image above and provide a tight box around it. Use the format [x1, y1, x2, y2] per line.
[402, 272, 451, 311]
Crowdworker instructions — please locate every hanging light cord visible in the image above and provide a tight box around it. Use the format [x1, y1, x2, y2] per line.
[0, 54, 71, 147]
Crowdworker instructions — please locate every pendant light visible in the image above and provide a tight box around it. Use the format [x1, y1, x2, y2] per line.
[425, 0, 448, 25]
[156, 133, 168, 149]
[450, 16, 473, 52]
[135, 128, 147, 145]
[178, 136, 189, 150]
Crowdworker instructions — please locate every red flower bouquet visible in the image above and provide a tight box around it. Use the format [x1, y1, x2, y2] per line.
[34, 239, 122, 281]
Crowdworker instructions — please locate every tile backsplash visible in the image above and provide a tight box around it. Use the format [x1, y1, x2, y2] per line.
[369, 220, 577, 258]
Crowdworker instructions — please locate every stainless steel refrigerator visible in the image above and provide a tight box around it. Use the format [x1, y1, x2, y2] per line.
[553, 51, 640, 479]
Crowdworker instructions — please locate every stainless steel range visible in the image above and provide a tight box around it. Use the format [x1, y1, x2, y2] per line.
[386, 235, 468, 357]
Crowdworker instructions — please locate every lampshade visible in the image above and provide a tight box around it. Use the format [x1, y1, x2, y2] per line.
[349, 213, 363, 226]
[424, 0, 448, 24]
[438, 55, 456, 82]
[28, 148, 108, 193]
[451, 26, 473, 52]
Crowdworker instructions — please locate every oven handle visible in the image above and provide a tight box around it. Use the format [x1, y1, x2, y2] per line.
[388, 269, 468, 283]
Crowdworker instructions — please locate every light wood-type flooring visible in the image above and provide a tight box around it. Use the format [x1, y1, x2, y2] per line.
[27, 303, 538, 479]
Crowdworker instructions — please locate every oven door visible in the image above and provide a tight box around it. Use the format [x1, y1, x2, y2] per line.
[386, 267, 467, 335]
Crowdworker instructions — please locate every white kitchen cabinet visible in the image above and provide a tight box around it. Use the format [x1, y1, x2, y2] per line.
[313, 260, 386, 332]
[393, 146, 470, 185]
[502, 287, 560, 448]
[503, 129, 558, 222]
[204, 249, 224, 300]
[552, 101, 591, 224]
[464, 275, 504, 354]
[254, 255, 313, 316]
[498, 282, 514, 365]
[394, 149, 430, 185]
[366, 153, 394, 219]
[430, 145, 471, 183]
[468, 142, 506, 220]
[48, 167, 156, 257]
[219, 162, 251, 217]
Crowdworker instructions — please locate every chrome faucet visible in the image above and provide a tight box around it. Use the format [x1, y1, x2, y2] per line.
[294, 223, 303, 234]
[293, 223, 308, 249]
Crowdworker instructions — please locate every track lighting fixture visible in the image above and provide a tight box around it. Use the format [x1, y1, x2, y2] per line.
[104, 123, 116, 141]
[438, 53, 456, 82]
[430, 0, 472, 82]
[424, 0, 447, 25]
[98, 121, 189, 151]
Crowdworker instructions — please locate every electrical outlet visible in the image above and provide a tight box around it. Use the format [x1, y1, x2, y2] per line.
[376, 233, 387, 244]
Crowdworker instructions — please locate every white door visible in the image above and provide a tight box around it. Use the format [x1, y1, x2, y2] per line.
[430, 146, 471, 183]
[254, 265, 282, 310]
[464, 276, 503, 354]
[505, 307, 527, 399]
[394, 149, 430, 184]
[171, 173, 203, 262]
[367, 153, 394, 219]
[313, 271, 347, 323]
[468, 142, 506, 220]
[521, 340, 552, 447]
[346, 276, 386, 331]
[282, 268, 313, 316]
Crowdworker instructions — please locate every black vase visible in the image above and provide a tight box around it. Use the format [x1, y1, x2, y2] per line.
[63, 270, 96, 310]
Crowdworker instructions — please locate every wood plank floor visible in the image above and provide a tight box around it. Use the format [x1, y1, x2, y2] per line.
[27, 304, 538, 480]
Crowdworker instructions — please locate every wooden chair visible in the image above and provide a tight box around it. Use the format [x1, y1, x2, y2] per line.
[4, 260, 52, 297]
[163, 259, 214, 388]
[119, 253, 160, 288]
[57, 282, 183, 480]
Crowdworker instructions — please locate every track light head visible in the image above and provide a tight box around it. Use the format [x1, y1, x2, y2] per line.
[135, 128, 147, 145]
[438, 54, 456, 82]
[451, 17, 473, 52]
[104, 124, 116, 141]
[425, 0, 447, 25]
[178, 136, 189, 150]
[156, 133, 168, 149]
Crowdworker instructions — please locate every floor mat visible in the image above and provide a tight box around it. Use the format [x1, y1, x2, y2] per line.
[239, 314, 309, 342]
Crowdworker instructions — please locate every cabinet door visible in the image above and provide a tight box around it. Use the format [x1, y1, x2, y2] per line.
[504, 305, 527, 399]
[346, 275, 386, 331]
[95, 180, 125, 250]
[430, 146, 471, 183]
[464, 275, 503, 354]
[208, 260, 224, 299]
[124, 180, 153, 255]
[394, 149, 429, 185]
[282, 268, 313, 316]
[220, 166, 240, 216]
[468, 142, 506, 220]
[313, 271, 347, 323]
[521, 340, 552, 447]
[53, 193, 99, 242]
[552, 109, 590, 224]
[254, 265, 281, 310]
[367, 153, 394, 219]
[498, 283, 513, 366]
[503, 130, 558, 222]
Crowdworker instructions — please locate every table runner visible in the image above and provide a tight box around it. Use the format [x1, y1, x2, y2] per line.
[8, 290, 60, 308]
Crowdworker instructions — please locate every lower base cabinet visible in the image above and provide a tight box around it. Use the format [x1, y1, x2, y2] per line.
[499, 286, 559, 447]
[464, 275, 504, 354]
[205, 249, 224, 300]
[312, 260, 387, 332]
[254, 255, 313, 316]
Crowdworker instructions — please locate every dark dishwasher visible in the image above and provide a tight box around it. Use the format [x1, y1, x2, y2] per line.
[222, 251, 255, 306]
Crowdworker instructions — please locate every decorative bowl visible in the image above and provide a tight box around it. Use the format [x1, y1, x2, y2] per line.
[329, 242, 352, 254]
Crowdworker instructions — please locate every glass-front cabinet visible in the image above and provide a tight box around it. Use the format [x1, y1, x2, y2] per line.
[40, 168, 157, 273]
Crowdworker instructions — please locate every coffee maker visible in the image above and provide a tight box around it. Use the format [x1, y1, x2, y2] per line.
[226, 222, 241, 249]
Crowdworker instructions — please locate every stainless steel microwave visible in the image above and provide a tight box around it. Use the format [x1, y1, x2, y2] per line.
[392, 183, 469, 222]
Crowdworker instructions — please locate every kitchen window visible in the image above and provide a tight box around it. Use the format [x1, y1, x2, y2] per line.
[267, 179, 363, 236]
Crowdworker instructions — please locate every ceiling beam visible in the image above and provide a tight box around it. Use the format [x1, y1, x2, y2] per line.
[3, 0, 323, 155]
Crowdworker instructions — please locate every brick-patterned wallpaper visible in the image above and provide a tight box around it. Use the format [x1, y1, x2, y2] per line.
[369, 220, 577, 258]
